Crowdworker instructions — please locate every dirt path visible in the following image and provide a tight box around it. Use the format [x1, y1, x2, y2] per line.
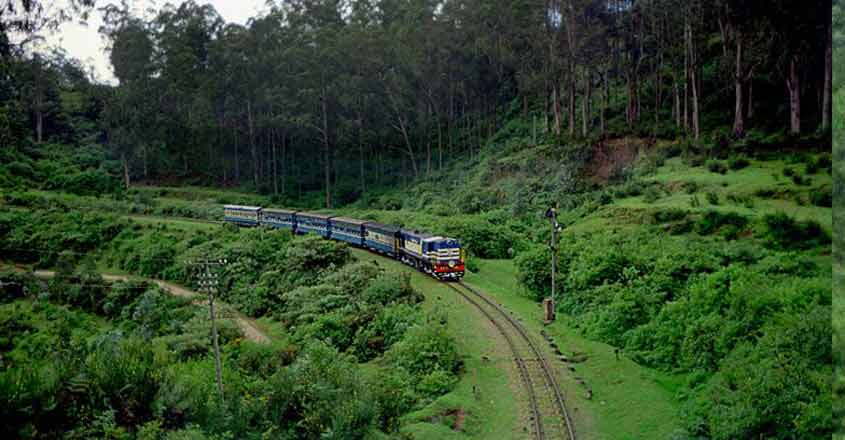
[25, 269, 270, 344]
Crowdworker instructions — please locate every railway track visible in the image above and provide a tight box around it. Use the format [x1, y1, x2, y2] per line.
[442, 281, 575, 440]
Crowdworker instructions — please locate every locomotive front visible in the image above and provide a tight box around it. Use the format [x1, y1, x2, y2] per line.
[426, 237, 465, 280]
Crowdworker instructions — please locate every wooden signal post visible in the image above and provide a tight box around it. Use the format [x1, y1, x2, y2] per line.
[544, 206, 561, 323]
[190, 257, 228, 403]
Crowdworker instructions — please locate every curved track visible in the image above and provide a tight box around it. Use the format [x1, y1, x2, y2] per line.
[443, 282, 575, 440]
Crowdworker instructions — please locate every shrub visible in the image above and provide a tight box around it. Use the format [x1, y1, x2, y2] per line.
[682, 181, 699, 194]
[386, 321, 462, 380]
[613, 180, 644, 198]
[690, 195, 701, 208]
[696, 211, 748, 235]
[642, 186, 661, 203]
[810, 187, 832, 207]
[727, 156, 750, 170]
[760, 213, 830, 250]
[791, 174, 810, 186]
[815, 154, 832, 172]
[653, 209, 688, 224]
[705, 192, 720, 205]
[726, 193, 754, 209]
[706, 160, 728, 174]
[783, 167, 796, 177]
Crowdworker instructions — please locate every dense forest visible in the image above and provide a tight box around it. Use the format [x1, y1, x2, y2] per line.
[1, 0, 832, 206]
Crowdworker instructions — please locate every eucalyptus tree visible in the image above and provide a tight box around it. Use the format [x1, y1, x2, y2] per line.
[153, 0, 223, 174]
[100, 1, 157, 185]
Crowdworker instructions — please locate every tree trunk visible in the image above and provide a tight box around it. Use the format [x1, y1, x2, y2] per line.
[437, 118, 443, 170]
[553, 84, 561, 138]
[35, 111, 43, 144]
[122, 153, 130, 189]
[321, 90, 332, 208]
[823, 26, 832, 131]
[689, 23, 700, 141]
[142, 145, 148, 178]
[281, 133, 286, 195]
[601, 70, 608, 137]
[732, 31, 745, 138]
[247, 100, 258, 188]
[747, 79, 754, 119]
[656, 43, 664, 126]
[683, 25, 689, 132]
[359, 115, 366, 195]
[426, 127, 432, 174]
[691, 67, 700, 140]
[787, 54, 801, 135]
[581, 72, 590, 137]
[271, 130, 278, 195]
[673, 75, 680, 128]
[568, 78, 576, 137]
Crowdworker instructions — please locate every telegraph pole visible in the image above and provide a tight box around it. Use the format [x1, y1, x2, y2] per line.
[544, 206, 560, 322]
[190, 257, 228, 402]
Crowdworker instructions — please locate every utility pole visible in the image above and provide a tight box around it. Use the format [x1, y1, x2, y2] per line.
[544, 206, 561, 323]
[190, 257, 228, 403]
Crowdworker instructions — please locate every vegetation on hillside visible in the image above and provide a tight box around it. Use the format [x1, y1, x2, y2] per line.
[0, 209, 462, 438]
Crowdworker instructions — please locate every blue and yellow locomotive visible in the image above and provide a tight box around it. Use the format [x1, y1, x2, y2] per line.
[222, 205, 465, 280]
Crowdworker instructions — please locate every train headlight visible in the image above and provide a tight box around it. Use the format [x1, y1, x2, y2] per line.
[448, 260, 456, 268]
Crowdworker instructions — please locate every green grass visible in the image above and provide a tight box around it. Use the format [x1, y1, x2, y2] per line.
[463, 259, 683, 440]
[836, 263, 844, 438]
[125, 214, 219, 231]
[351, 248, 519, 439]
[568, 156, 832, 235]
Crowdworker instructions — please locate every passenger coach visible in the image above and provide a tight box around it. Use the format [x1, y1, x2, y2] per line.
[223, 205, 261, 226]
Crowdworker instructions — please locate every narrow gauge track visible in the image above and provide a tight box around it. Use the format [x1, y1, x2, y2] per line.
[442, 282, 575, 440]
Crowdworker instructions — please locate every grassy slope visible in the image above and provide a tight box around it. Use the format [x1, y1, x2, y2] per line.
[837, 263, 844, 438]
[464, 259, 682, 440]
[569, 156, 831, 236]
[350, 248, 519, 439]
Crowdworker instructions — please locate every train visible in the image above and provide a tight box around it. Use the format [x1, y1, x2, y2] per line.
[222, 205, 466, 280]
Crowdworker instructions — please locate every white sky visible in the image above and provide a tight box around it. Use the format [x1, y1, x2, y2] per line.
[33, 0, 268, 84]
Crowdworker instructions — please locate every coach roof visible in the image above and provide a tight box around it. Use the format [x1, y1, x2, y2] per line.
[263, 208, 296, 215]
[364, 222, 400, 233]
[224, 204, 261, 211]
[296, 212, 333, 220]
[331, 217, 367, 225]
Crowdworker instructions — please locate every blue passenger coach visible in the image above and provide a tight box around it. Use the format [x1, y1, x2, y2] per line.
[330, 217, 366, 246]
[262, 208, 297, 230]
[295, 212, 332, 238]
[363, 222, 399, 255]
[223, 205, 261, 226]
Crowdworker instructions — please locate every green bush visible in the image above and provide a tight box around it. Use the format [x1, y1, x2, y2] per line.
[642, 186, 661, 203]
[810, 187, 832, 207]
[387, 321, 462, 379]
[705, 192, 720, 205]
[682, 181, 699, 194]
[792, 173, 811, 186]
[695, 210, 748, 235]
[652, 209, 688, 224]
[760, 212, 830, 250]
[706, 160, 728, 174]
[727, 156, 750, 170]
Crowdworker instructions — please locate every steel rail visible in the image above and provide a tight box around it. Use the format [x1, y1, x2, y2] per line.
[457, 281, 576, 440]
[442, 282, 545, 440]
